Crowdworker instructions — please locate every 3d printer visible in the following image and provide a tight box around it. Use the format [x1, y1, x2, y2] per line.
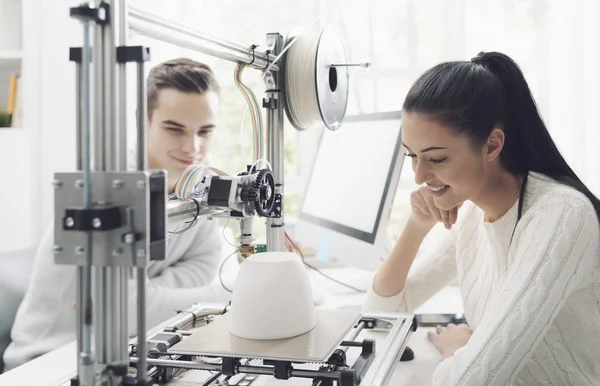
[52, 2, 417, 385]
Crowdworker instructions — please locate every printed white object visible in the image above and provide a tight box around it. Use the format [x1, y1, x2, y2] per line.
[229, 252, 316, 340]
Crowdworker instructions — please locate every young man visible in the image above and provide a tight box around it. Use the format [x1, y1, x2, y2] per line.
[4, 58, 230, 371]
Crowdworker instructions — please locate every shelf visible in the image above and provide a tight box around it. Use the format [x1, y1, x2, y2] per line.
[0, 50, 22, 60]
[0, 50, 22, 70]
[0, 127, 25, 136]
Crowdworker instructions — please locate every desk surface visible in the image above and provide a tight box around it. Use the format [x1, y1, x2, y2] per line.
[0, 267, 462, 386]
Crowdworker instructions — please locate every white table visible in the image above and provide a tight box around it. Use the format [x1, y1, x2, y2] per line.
[0, 266, 463, 385]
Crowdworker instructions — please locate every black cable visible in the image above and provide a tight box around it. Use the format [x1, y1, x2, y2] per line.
[175, 310, 198, 328]
[189, 197, 200, 223]
[221, 302, 230, 315]
[202, 371, 223, 386]
[263, 49, 272, 70]
[303, 261, 366, 293]
[168, 198, 200, 238]
[248, 44, 258, 66]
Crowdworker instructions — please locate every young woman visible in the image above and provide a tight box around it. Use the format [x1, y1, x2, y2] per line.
[365, 52, 600, 385]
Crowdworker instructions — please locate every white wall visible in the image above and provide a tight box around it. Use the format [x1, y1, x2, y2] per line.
[0, 128, 34, 251]
[0, 0, 79, 253]
[31, 0, 78, 249]
[0, 0, 36, 252]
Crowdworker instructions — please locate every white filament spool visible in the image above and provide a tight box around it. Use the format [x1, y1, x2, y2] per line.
[284, 26, 349, 131]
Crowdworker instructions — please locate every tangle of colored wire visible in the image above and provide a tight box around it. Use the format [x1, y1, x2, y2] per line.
[167, 165, 230, 239]
[172, 165, 228, 201]
[127, 367, 137, 378]
[173, 310, 220, 331]
[234, 63, 264, 161]
[168, 219, 199, 242]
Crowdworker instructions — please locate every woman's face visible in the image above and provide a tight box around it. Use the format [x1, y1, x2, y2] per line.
[401, 112, 492, 210]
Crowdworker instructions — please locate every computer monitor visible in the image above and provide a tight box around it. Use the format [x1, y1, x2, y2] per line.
[292, 111, 404, 271]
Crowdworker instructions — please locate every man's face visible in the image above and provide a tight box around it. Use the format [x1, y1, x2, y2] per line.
[147, 88, 219, 192]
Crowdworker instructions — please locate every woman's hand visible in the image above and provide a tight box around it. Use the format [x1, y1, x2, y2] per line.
[427, 323, 473, 359]
[410, 186, 461, 230]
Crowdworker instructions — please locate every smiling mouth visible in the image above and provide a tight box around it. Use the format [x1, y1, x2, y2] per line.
[428, 184, 448, 192]
[172, 156, 194, 165]
[427, 184, 450, 197]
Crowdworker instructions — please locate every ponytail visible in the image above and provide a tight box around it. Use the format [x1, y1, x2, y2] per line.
[472, 52, 563, 176]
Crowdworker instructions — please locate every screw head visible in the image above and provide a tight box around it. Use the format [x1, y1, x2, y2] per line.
[65, 217, 75, 228]
[92, 218, 102, 228]
[112, 247, 124, 257]
[112, 179, 123, 189]
[75, 246, 85, 255]
[52, 179, 63, 188]
[137, 180, 146, 189]
[124, 234, 135, 244]
[52, 245, 63, 254]
[80, 352, 95, 365]
[136, 248, 145, 258]
[75, 179, 84, 188]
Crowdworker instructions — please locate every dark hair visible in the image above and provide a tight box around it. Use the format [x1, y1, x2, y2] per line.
[147, 58, 220, 119]
[403, 51, 600, 220]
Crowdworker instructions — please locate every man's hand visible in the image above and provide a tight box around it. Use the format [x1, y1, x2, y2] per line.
[427, 323, 473, 359]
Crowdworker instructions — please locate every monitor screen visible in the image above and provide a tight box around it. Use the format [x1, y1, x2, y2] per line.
[299, 112, 403, 244]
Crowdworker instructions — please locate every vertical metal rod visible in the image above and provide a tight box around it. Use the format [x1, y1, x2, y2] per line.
[105, 267, 116, 361]
[76, 63, 82, 170]
[119, 270, 130, 368]
[93, 9, 107, 366]
[118, 269, 128, 362]
[103, 0, 124, 376]
[119, 268, 129, 362]
[94, 13, 106, 171]
[136, 59, 148, 384]
[136, 61, 148, 170]
[104, 6, 116, 171]
[74, 54, 85, 385]
[94, 268, 106, 364]
[266, 33, 286, 252]
[136, 270, 147, 383]
[80, 19, 95, 386]
[116, 0, 130, 367]
[75, 266, 83, 379]
[117, 0, 128, 169]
